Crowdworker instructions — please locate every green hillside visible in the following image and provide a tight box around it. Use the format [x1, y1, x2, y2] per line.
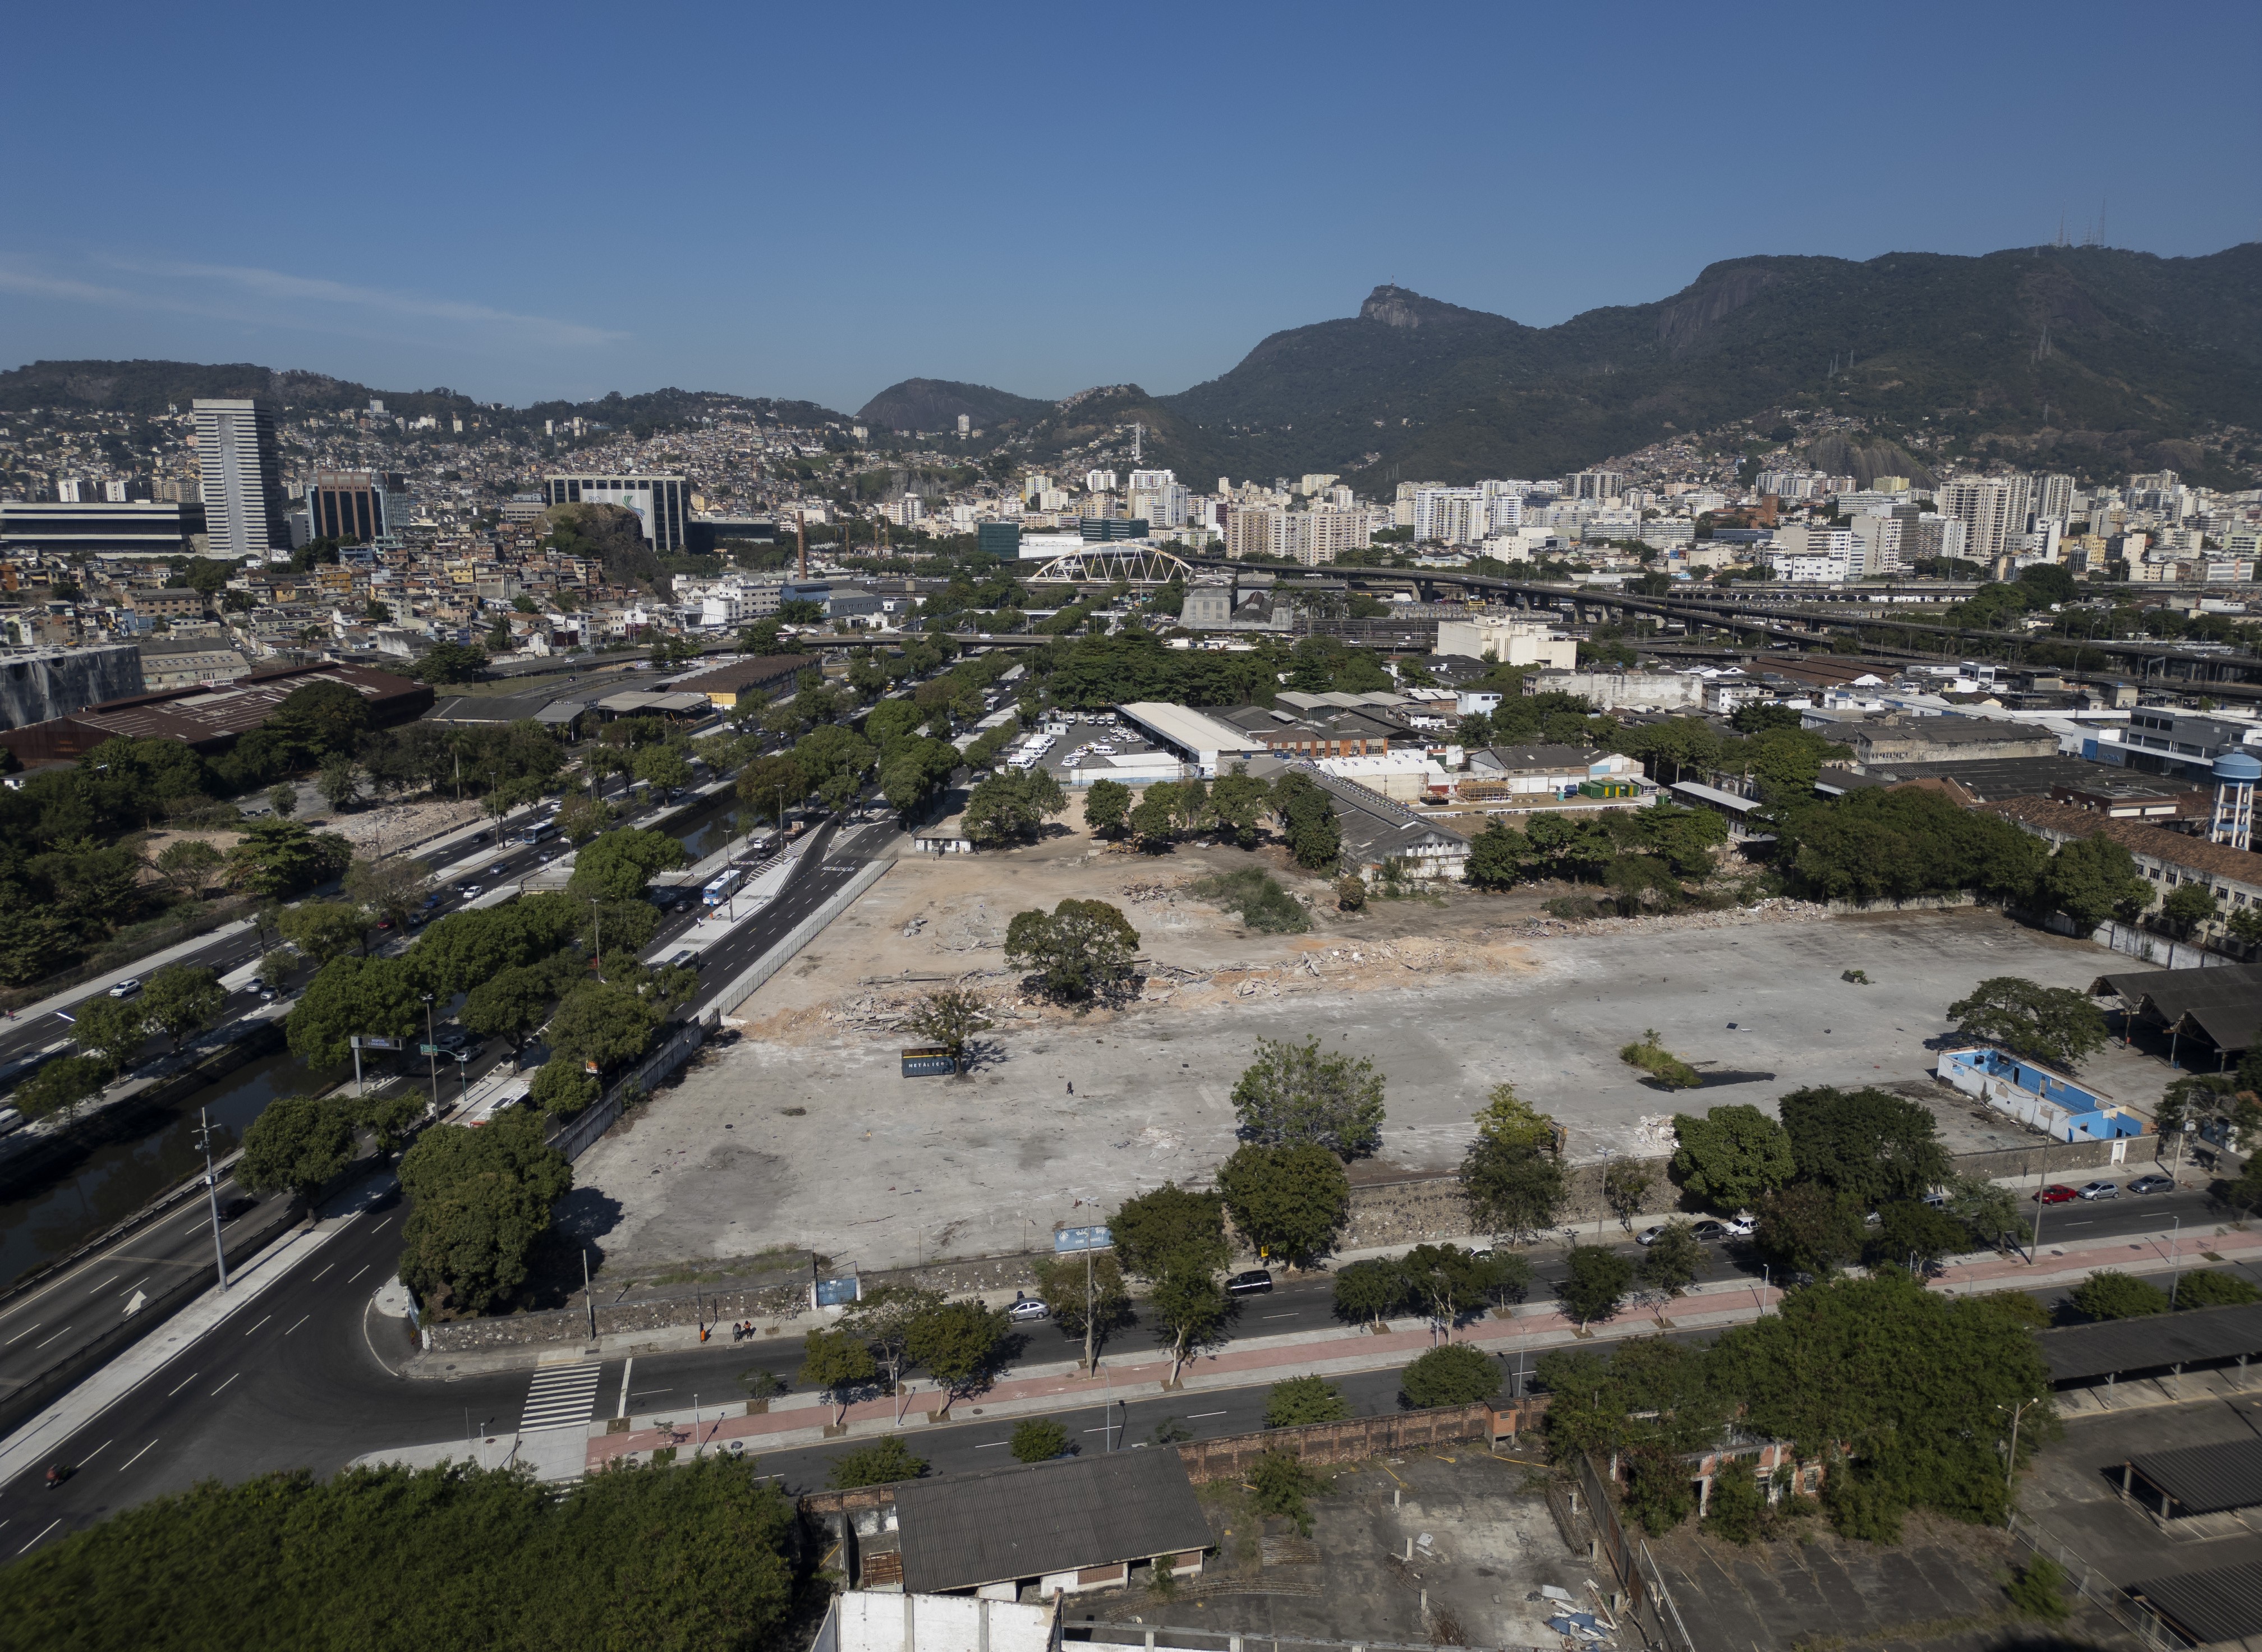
[855, 378, 1054, 434]
[1158, 245, 2262, 487]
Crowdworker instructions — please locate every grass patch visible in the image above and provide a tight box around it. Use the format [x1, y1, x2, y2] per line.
[1189, 868, 1309, 934]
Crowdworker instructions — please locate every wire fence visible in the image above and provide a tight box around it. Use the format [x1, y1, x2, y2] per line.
[2004, 1512, 2178, 1648]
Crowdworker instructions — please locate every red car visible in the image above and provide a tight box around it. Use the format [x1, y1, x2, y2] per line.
[2034, 1184, 2079, 1205]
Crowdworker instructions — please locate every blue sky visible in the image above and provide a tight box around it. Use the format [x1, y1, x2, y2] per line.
[4, 0, 2255, 415]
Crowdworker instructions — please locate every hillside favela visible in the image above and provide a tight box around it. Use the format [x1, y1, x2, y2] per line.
[1, 6, 2260, 1651]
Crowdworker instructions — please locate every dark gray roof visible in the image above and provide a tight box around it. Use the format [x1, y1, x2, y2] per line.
[2131, 1563, 2262, 1645]
[893, 1449, 1210, 1593]
[1855, 753, 2199, 803]
[2090, 963, 2262, 1055]
[2128, 1436, 2262, 1515]
[1475, 743, 1607, 772]
[2032, 1302, 2262, 1384]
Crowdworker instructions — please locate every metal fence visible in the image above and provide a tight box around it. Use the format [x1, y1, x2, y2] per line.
[545, 1018, 707, 1163]
[705, 857, 890, 1018]
[1170, 1404, 1496, 1483]
[2005, 1512, 2179, 1648]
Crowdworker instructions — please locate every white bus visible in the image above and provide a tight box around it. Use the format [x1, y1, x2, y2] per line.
[701, 868, 745, 907]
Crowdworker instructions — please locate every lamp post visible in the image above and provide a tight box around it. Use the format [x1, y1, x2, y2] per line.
[1998, 1397, 2042, 1513]
[420, 992, 438, 1113]
[2168, 1214, 2184, 1308]
[195, 1106, 229, 1291]
[2029, 1130, 2052, 1262]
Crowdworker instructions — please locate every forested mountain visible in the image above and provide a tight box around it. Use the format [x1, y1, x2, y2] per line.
[1147, 245, 2262, 488]
[854, 378, 1054, 435]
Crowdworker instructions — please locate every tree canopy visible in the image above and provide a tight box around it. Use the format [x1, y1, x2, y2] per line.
[1229, 1036, 1386, 1158]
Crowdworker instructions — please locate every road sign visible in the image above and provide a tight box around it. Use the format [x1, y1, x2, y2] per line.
[419, 1043, 442, 1055]
[353, 1036, 398, 1051]
[1054, 1225, 1113, 1254]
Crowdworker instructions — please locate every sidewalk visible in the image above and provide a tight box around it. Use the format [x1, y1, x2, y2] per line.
[571, 1218, 2262, 1476]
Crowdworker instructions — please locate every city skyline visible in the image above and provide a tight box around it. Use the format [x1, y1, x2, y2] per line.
[2, 0, 2256, 412]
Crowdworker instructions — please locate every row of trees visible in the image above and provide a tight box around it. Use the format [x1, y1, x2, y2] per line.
[1466, 802, 1727, 908]
[1081, 770, 1343, 869]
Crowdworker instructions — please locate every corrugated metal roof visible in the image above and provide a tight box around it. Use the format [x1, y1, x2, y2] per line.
[2128, 1435, 2262, 1515]
[2031, 1302, 2262, 1383]
[894, 1450, 1209, 1593]
[2092, 962, 2262, 1055]
[2131, 1562, 2262, 1644]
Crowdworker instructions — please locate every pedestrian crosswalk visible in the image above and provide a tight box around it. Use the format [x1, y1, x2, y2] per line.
[519, 1362, 604, 1433]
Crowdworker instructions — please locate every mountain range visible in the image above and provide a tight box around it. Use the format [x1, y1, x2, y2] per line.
[866, 244, 2262, 489]
[10, 243, 2259, 490]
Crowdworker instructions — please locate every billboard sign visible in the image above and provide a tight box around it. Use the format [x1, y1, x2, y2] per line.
[1052, 1225, 1113, 1254]
[900, 1046, 957, 1079]
[813, 1275, 861, 1308]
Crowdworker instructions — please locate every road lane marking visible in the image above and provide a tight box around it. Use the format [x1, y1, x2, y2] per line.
[309, 1264, 333, 1283]
[2, 1324, 39, 1346]
[32, 1326, 72, 1349]
[1188, 1411, 1228, 1419]
[78, 1439, 110, 1465]
[242, 1315, 271, 1337]
[114, 1276, 150, 1297]
[118, 1439, 158, 1472]
[283, 1315, 309, 1336]
[210, 1373, 239, 1396]
[975, 1440, 1010, 1448]
[16, 1520, 59, 1555]
[165, 1372, 199, 1397]
[347, 1266, 369, 1283]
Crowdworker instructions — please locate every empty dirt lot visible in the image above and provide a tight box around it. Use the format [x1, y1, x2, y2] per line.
[571, 810, 2158, 1277]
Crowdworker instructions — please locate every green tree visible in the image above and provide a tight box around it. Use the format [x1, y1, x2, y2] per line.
[277, 900, 369, 965]
[1704, 1456, 1769, 1544]
[1127, 783, 1180, 850]
[528, 1053, 600, 1117]
[1460, 1134, 1566, 1240]
[316, 756, 362, 813]
[2174, 1270, 2261, 1309]
[11, 1053, 109, 1122]
[1619, 1029, 1701, 1089]
[1399, 1342, 1503, 1408]
[2007, 1555, 2072, 1622]
[410, 641, 490, 684]
[1112, 1182, 1228, 1280]
[1148, 1267, 1231, 1385]
[792, 723, 878, 811]
[1009, 1418, 1069, 1462]
[151, 837, 225, 898]
[1559, 1245, 1635, 1327]
[69, 993, 151, 1074]
[632, 743, 692, 793]
[462, 965, 556, 1066]
[227, 820, 352, 898]
[267, 782, 298, 818]
[904, 1299, 1009, 1410]
[1399, 1243, 1520, 1331]
[236, 1094, 353, 1203]
[1216, 1142, 1350, 1266]
[546, 981, 661, 1072]
[1640, 1223, 1705, 1295]
[1465, 821, 1530, 889]
[140, 965, 224, 1051]
[2162, 881, 2223, 938]
[2040, 835, 2157, 929]
[1778, 1085, 1952, 1206]
[1082, 778, 1132, 837]
[343, 855, 434, 933]
[1264, 1374, 1351, 1428]
[1209, 767, 1272, 848]
[840, 1284, 946, 1397]
[2070, 1270, 2169, 1319]
[1029, 1251, 1131, 1364]
[1003, 898, 1139, 1002]
[567, 827, 686, 901]
[1228, 1036, 1386, 1158]
[0, 1456, 797, 1649]
[963, 768, 1067, 845]
[1269, 771, 1341, 869]
[1947, 977, 2109, 1070]
[825, 1435, 928, 1488]
[1754, 1182, 1866, 1277]
[1332, 1258, 1407, 1328]
[737, 753, 809, 826]
[798, 1326, 878, 1424]
[1670, 1105, 1795, 1211]
[1249, 1449, 1326, 1536]
[287, 955, 420, 1069]
[1872, 1200, 1972, 1271]
[1604, 1159, 1656, 1228]
[1945, 1173, 2024, 1251]
[900, 987, 991, 1071]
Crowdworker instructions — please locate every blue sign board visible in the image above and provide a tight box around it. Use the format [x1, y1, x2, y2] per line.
[814, 1276, 860, 1308]
[1052, 1226, 1113, 1254]
[901, 1046, 958, 1079]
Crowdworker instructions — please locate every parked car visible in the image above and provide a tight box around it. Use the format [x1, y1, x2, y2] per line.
[2034, 1184, 2080, 1205]
[1225, 1269, 1274, 1295]
[108, 978, 141, 999]
[2128, 1175, 2176, 1195]
[1688, 1220, 1738, 1243]
[1635, 1226, 1668, 1246]
[1005, 1296, 1050, 1323]
[2076, 1180, 2120, 1200]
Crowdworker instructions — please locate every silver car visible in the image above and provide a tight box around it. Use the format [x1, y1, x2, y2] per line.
[2076, 1180, 2119, 1200]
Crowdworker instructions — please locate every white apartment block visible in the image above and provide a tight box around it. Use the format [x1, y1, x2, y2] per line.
[1938, 476, 2033, 560]
[1764, 524, 1862, 582]
[1128, 470, 1190, 528]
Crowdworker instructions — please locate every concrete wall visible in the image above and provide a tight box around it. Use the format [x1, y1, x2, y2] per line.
[0, 643, 143, 731]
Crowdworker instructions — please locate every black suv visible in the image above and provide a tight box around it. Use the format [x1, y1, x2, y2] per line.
[1225, 1269, 1274, 1295]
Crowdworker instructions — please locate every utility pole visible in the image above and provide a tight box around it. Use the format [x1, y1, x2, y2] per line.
[420, 992, 438, 1113]
[796, 510, 807, 582]
[1083, 1243, 1096, 1374]
[196, 1107, 229, 1290]
[2169, 1214, 2185, 1308]
[1999, 1396, 2041, 1513]
[2030, 1131, 2052, 1260]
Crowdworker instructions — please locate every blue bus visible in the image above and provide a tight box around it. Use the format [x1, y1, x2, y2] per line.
[516, 819, 560, 846]
[701, 868, 744, 907]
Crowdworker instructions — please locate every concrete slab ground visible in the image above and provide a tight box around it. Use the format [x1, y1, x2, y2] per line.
[573, 884, 2169, 1278]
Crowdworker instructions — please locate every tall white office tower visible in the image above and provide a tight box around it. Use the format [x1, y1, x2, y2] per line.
[193, 398, 286, 560]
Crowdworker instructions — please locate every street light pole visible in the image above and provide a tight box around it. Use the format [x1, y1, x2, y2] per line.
[420, 992, 438, 1113]
[196, 1107, 229, 1291]
[2169, 1214, 2184, 1308]
[1999, 1397, 2041, 1512]
[2029, 1131, 2052, 1262]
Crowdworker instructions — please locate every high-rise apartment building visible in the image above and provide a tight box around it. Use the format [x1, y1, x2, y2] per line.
[2036, 473, 2076, 523]
[541, 473, 688, 551]
[1569, 470, 1626, 500]
[1127, 470, 1190, 528]
[1413, 487, 1492, 545]
[1084, 469, 1118, 494]
[1938, 476, 2033, 560]
[193, 397, 287, 560]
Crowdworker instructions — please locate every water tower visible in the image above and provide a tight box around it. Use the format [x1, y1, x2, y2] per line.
[2210, 749, 2260, 851]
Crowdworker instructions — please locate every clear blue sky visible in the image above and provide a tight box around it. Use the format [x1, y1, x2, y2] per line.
[4, 0, 2255, 415]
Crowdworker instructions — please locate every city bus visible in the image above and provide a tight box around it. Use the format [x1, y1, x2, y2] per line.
[702, 868, 745, 907]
